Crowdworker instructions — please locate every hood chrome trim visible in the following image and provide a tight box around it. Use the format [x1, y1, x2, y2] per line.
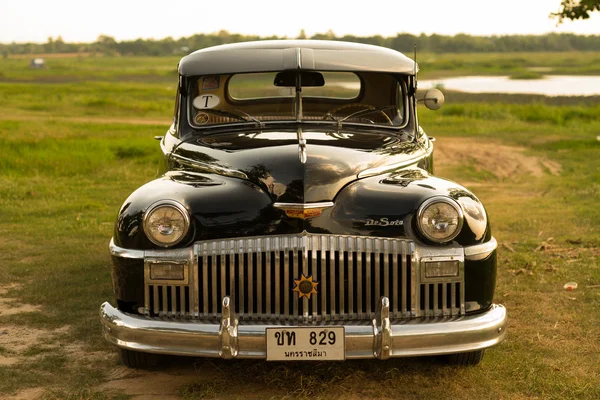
[357, 143, 433, 179]
[274, 202, 334, 210]
[170, 153, 248, 180]
[297, 128, 307, 164]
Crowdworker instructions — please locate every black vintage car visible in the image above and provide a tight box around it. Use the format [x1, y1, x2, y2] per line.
[100, 40, 506, 368]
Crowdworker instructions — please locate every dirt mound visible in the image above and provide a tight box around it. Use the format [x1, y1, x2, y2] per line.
[434, 137, 561, 179]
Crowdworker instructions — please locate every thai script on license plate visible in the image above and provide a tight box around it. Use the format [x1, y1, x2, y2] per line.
[266, 327, 345, 361]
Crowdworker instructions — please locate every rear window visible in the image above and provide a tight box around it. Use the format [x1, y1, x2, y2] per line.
[228, 72, 360, 100]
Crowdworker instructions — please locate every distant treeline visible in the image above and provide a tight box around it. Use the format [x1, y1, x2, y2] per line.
[2, 30, 600, 56]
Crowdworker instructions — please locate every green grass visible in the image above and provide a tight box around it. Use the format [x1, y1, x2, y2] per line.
[0, 54, 179, 82]
[0, 53, 599, 399]
[416, 51, 600, 79]
[429, 100, 600, 126]
[509, 70, 545, 80]
[0, 82, 175, 118]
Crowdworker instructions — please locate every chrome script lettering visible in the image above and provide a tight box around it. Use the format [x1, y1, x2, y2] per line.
[365, 218, 403, 227]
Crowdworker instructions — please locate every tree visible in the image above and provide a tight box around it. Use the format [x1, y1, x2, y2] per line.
[54, 36, 65, 52]
[94, 35, 117, 55]
[44, 36, 55, 53]
[296, 29, 307, 40]
[552, 0, 600, 23]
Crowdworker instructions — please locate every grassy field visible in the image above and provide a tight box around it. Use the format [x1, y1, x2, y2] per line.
[415, 51, 600, 78]
[4, 51, 600, 82]
[0, 54, 599, 399]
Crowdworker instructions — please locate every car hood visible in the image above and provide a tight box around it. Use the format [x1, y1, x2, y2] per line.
[171, 128, 427, 203]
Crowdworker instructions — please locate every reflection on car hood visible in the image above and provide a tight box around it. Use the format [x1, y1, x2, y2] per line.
[172, 128, 428, 203]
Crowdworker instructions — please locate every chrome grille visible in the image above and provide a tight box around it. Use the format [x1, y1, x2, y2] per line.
[418, 282, 464, 317]
[144, 251, 196, 318]
[146, 285, 191, 317]
[144, 234, 465, 321]
[195, 235, 415, 322]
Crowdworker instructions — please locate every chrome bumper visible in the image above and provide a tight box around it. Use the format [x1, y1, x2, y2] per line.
[100, 297, 507, 360]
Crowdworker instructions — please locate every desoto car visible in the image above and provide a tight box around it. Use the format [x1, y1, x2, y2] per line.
[100, 40, 506, 368]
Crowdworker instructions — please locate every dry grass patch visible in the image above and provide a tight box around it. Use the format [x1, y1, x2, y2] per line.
[0, 387, 46, 400]
[435, 137, 561, 180]
[0, 285, 42, 317]
[0, 325, 70, 365]
[0, 301, 42, 317]
[97, 363, 202, 399]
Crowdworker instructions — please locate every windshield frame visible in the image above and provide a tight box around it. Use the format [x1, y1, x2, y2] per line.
[184, 71, 410, 132]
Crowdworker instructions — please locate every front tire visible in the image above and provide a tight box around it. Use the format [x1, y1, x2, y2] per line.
[445, 350, 485, 366]
[119, 348, 160, 369]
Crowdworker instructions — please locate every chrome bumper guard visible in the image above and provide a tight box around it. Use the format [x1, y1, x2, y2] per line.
[100, 298, 507, 360]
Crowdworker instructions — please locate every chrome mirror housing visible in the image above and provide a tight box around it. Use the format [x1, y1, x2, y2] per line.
[422, 88, 445, 110]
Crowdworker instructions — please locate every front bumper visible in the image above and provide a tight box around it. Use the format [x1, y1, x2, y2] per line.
[100, 297, 507, 360]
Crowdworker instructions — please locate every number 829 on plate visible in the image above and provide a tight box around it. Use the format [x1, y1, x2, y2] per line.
[266, 327, 345, 361]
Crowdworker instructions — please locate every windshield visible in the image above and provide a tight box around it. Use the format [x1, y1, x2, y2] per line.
[187, 71, 407, 129]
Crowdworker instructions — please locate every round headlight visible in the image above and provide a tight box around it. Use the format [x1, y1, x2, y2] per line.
[143, 200, 190, 247]
[417, 197, 464, 243]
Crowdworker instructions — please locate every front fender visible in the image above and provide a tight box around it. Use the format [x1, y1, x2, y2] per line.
[113, 171, 277, 250]
[321, 168, 491, 247]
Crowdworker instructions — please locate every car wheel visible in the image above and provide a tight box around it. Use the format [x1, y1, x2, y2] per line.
[119, 348, 160, 369]
[445, 350, 485, 366]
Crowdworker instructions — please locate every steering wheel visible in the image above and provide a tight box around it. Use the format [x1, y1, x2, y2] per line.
[324, 103, 393, 124]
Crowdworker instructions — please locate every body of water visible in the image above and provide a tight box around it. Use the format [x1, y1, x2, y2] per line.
[420, 76, 600, 97]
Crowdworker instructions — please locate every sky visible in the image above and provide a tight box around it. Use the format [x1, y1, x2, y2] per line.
[1, 0, 599, 43]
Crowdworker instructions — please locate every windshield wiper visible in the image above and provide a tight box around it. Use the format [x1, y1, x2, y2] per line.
[333, 105, 397, 128]
[234, 109, 264, 128]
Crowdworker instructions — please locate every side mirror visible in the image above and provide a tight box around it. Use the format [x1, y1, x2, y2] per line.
[421, 88, 445, 110]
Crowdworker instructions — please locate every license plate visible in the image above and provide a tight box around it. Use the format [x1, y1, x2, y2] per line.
[266, 327, 345, 361]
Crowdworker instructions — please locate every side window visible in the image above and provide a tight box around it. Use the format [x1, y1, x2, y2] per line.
[392, 79, 407, 127]
[396, 81, 405, 120]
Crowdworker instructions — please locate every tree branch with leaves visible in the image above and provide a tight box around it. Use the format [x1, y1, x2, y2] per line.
[552, 0, 600, 23]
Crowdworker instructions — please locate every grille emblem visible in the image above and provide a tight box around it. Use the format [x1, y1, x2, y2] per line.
[293, 274, 318, 299]
[274, 202, 334, 220]
[283, 208, 325, 219]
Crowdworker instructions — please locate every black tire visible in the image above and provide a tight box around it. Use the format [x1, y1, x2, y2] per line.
[119, 348, 160, 369]
[445, 350, 485, 366]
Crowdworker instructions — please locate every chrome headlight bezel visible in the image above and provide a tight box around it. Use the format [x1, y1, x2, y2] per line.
[417, 196, 464, 244]
[456, 196, 488, 241]
[142, 200, 190, 248]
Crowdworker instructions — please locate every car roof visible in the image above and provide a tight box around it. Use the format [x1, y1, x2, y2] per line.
[178, 40, 417, 76]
